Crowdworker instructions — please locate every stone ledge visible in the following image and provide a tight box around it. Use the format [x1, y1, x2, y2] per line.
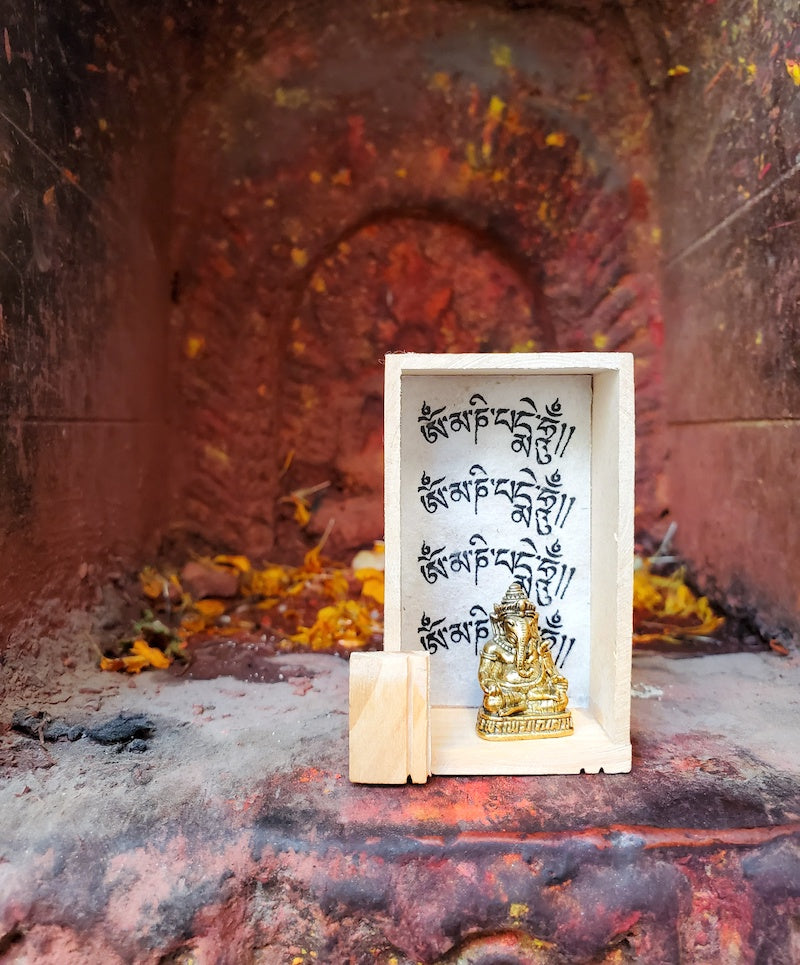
[1, 650, 798, 963]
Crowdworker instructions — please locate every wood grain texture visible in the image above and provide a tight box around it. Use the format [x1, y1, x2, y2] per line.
[589, 360, 634, 745]
[407, 651, 431, 783]
[349, 651, 430, 784]
[431, 707, 631, 775]
[383, 356, 403, 654]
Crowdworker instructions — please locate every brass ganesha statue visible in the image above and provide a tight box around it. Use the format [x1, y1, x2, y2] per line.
[476, 582, 574, 740]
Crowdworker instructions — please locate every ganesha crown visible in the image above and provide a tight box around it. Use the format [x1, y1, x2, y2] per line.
[493, 582, 538, 618]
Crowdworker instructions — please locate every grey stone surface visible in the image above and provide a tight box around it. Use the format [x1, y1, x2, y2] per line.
[1, 649, 798, 962]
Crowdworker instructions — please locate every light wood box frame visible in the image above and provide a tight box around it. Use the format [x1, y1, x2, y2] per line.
[383, 353, 634, 775]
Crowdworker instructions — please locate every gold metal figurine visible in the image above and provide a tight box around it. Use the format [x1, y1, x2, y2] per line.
[476, 583, 574, 740]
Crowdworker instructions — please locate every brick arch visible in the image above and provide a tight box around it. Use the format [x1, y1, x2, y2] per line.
[276, 213, 552, 557]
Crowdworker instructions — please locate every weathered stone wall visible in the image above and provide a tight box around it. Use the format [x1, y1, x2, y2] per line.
[0, 2, 251, 641]
[0, 2, 184, 638]
[168, 0, 665, 562]
[1, 0, 798, 646]
[654, 1, 800, 639]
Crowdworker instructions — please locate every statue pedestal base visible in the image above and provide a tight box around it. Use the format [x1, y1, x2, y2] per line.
[476, 709, 574, 740]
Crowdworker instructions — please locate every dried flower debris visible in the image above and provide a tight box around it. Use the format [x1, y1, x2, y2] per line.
[633, 558, 724, 647]
[99, 542, 385, 673]
[630, 522, 726, 649]
[100, 523, 736, 675]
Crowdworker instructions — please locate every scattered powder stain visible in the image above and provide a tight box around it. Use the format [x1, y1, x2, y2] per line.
[184, 335, 205, 359]
[487, 94, 506, 121]
[291, 248, 308, 268]
[203, 444, 230, 468]
[429, 71, 451, 93]
[274, 86, 310, 108]
[491, 42, 513, 69]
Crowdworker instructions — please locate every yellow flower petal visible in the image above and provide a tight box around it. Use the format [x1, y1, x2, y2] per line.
[545, 131, 566, 148]
[213, 554, 252, 573]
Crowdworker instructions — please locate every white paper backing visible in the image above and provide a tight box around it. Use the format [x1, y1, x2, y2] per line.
[400, 373, 592, 708]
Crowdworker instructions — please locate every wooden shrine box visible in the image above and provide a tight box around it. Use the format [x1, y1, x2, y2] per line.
[351, 352, 633, 781]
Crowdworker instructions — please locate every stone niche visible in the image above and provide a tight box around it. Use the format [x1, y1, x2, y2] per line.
[1, 0, 798, 647]
[1, 3, 799, 964]
[166, 0, 667, 564]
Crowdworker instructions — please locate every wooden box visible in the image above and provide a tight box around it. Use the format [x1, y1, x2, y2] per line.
[382, 353, 634, 776]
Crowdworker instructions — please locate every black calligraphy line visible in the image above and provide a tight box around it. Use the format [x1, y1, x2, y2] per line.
[418, 395, 576, 465]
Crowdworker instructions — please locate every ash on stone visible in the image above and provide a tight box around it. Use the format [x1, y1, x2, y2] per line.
[11, 709, 78, 743]
[12, 709, 155, 747]
[86, 713, 155, 745]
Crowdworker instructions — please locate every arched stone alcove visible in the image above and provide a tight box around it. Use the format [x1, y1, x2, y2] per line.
[1, 0, 798, 642]
[167, 0, 664, 559]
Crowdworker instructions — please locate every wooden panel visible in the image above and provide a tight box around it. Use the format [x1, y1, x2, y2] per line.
[431, 707, 631, 775]
[407, 651, 431, 783]
[383, 358, 403, 653]
[589, 364, 634, 743]
[349, 651, 430, 784]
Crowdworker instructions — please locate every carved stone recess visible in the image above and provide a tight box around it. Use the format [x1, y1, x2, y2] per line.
[168, 1, 666, 562]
